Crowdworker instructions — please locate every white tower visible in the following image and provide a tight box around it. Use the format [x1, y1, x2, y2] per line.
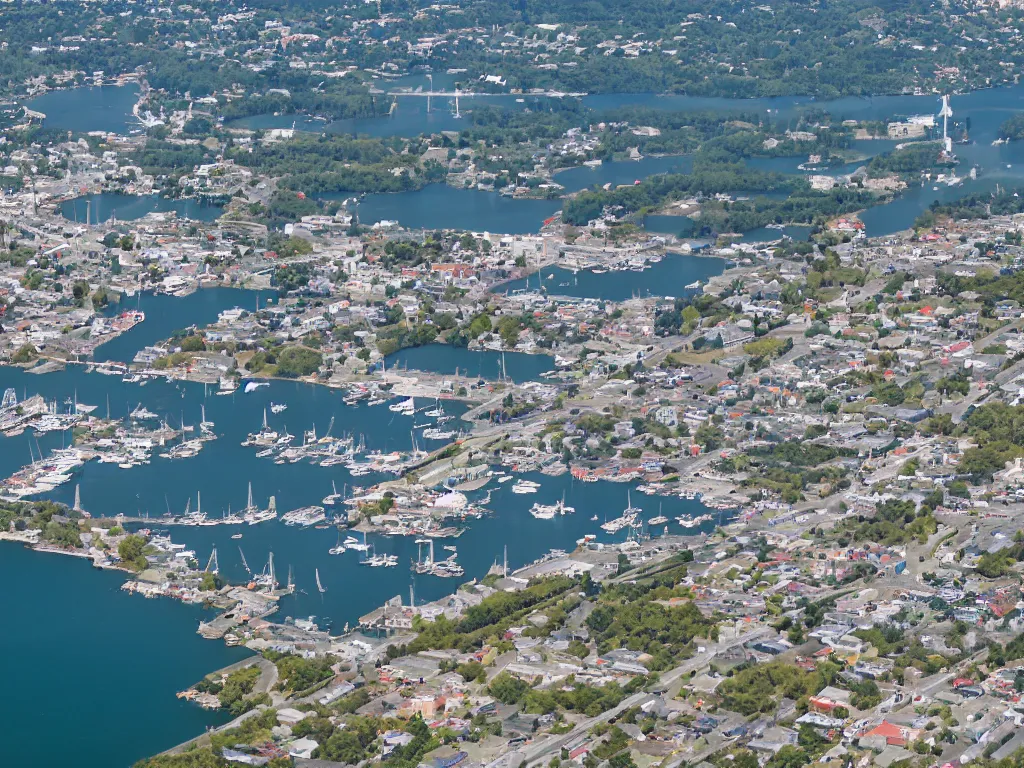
[939, 94, 953, 155]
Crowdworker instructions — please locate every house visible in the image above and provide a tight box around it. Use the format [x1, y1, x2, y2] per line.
[288, 738, 319, 759]
[861, 721, 922, 748]
[654, 406, 678, 428]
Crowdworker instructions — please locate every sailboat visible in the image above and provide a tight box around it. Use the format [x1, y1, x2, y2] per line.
[200, 404, 216, 438]
[329, 531, 346, 555]
[323, 480, 342, 507]
[316, 568, 326, 593]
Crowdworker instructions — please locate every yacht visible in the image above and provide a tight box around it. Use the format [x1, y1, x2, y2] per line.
[422, 428, 456, 440]
[244, 409, 279, 447]
[389, 397, 415, 414]
[281, 505, 326, 526]
[217, 376, 238, 395]
[270, 402, 287, 414]
[322, 481, 343, 506]
[512, 479, 540, 494]
[530, 495, 575, 519]
[601, 491, 641, 533]
[329, 532, 346, 555]
[345, 533, 371, 552]
[130, 404, 159, 421]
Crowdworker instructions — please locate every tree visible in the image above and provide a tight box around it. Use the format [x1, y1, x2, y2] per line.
[180, 334, 206, 352]
[488, 672, 530, 704]
[456, 660, 486, 682]
[118, 534, 148, 571]
[693, 424, 724, 450]
[11, 344, 38, 364]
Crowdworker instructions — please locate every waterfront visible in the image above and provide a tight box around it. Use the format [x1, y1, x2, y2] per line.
[25, 84, 140, 134]
[95, 287, 266, 363]
[30, 83, 1024, 238]
[499, 252, 727, 301]
[351, 184, 561, 234]
[0, 347, 720, 767]
[60, 193, 224, 224]
[385, 344, 556, 383]
[164, 471, 718, 630]
[0, 544, 247, 768]
[555, 155, 694, 194]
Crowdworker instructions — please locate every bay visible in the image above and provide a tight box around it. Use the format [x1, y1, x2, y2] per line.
[95, 288, 267, 363]
[25, 84, 140, 135]
[384, 344, 555, 383]
[60, 193, 224, 224]
[162, 471, 721, 632]
[0, 544, 247, 768]
[554, 156, 694, 194]
[352, 184, 561, 234]
[499, 252, 726, 301]
[0, 285, 724, 766]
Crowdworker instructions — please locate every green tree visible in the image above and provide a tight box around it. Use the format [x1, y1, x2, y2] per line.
[118, 534, 148, 571]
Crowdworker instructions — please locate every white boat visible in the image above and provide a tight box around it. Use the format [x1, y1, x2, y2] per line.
[244, 381, 269, 394]
[389, 397, 415, 413]
[130, 404, 158, 421]
[530, 494, 575, 519]
[601, 491, 640, 533]
[270, 402, 287, 414]
[281, 505, 326, 526]
[422, 428, 456, 440]
[345, 532, 371, 552]
[512, 479, 540, 494]
[316, 568, 326, 593]
[323, 481, 342, 506]
[231, 533, 243, 539]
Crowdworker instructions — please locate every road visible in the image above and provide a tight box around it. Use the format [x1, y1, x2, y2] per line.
[512, 627, 771, 766]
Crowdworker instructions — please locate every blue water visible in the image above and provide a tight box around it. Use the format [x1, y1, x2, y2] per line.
[60, 193, 224, 224]
[0, 544, 248, 768]
[353, 184, 561, 234]
[555, 156, 694, 194]
[95, 288, 267, 363]
[25, 84, 140, 134]
[499, 252, 726, 301]
[164, 471, 717, 630]
[385, 344, 555, 383]
[737, 225, 814, 244]
[0, 269, 723, 767]
[640, 215, 697, 238]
